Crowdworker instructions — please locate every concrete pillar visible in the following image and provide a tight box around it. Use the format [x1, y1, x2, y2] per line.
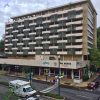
[39, 67, 41, 76]
[71, 69, 74, 79]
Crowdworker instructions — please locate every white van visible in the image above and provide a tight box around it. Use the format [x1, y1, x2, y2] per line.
[9, 80, 36, 98]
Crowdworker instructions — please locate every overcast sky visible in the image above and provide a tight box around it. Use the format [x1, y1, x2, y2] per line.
[0, 0, 100, 39]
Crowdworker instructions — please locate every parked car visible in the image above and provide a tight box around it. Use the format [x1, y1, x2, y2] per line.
[87, 81, 100, 89]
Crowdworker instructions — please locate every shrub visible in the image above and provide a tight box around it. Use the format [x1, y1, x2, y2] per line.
[83, 75, 89, 81]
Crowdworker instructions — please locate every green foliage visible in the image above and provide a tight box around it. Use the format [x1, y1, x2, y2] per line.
[97, 27, 100, 50]
[83, 74, 89, 81]
[0, 39, 4, 52]
[0, 89, 19, 100]
[44, 93, 64, 99]
[90, 48, 100, 67]
[3, 88, 19, 100]
[90, 65, 97, 72]
[97, 36, 100, 50]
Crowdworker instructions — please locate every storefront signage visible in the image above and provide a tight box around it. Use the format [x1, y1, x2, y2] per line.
[43, 61, 49, 66]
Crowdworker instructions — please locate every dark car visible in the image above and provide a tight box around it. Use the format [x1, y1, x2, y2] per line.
[87, 81, 100, 90]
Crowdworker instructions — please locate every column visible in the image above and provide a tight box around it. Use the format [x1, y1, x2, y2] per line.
[39, 67, 41, 76]
[71, 69, 74, 79]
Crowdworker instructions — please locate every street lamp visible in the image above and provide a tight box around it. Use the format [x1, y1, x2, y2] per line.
[58, 55, 61, 96]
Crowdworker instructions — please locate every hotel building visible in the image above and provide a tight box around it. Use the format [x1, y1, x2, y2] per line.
[2, 0, 97, 82]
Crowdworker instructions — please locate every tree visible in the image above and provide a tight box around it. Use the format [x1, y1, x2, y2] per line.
[90, 48, 100, 67]
[0, 39, 4, 52]
[97, 27, 100, 50]
[0, 34, 5, 52]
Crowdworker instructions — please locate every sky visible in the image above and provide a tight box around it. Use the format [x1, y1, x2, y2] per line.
[0, 0, 100, 39]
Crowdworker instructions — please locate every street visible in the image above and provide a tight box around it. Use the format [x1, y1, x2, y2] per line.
[0, 75, 100, 100]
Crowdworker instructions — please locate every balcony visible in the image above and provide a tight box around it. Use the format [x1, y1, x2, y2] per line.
[49, 35, 58, 38]
[35, 37, 43, 40]
[35, 26, 43, 30]
[29, 23, 36, 26]
[75, 26, 83, 30]
[5, 52, 12, 54]
[12, 39, 18, 41]
[13, 30, 18, 33]
[75, 51, 82, 55]
[29, 32, 36, 35]
[5, 35, 13, 38]
[57, 29, 67, 32]
[35, 47, 43, 49]
[66, 45, 82, 48]
[76, 14, 83, 18]
[12, 47, 18, 50]
[5, 43, 13, 46]
[5, 48, 8, 50]
[49, 46, 58, 49]
[18, 25, 24, 28]
[17, 43, 23, 45]
[57, 51, 67, 55]
[6, 27, 13, 30]
[57, 40, 67, 43]
[75, 39, 82, 42]
[28, 52, 36, 54]
[17, 52, 23, 54]
[42, 41, 50, 44]
[23, 47, 29, 49]
[58, 17, 67, 21]
[29, 42, 36, 45]
[23, 38, 30, 40]
[66, 20, 82, 26]
[42, 20, 51, 23]
[17, 34, 24, 36]
[42, 52, 50, 54]
[49, 24, 58, 28]
[42, 30, 50, 34]
[23, 28, 30, 31]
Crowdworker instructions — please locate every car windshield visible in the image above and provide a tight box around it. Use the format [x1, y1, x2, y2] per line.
[25, 87, 33, 92]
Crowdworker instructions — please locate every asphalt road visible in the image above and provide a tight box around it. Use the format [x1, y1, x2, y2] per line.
[0, 75, 100, 100]
[0, 85, 8, 100]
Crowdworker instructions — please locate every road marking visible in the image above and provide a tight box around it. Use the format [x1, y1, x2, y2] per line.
[77, 94, 93, 99]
